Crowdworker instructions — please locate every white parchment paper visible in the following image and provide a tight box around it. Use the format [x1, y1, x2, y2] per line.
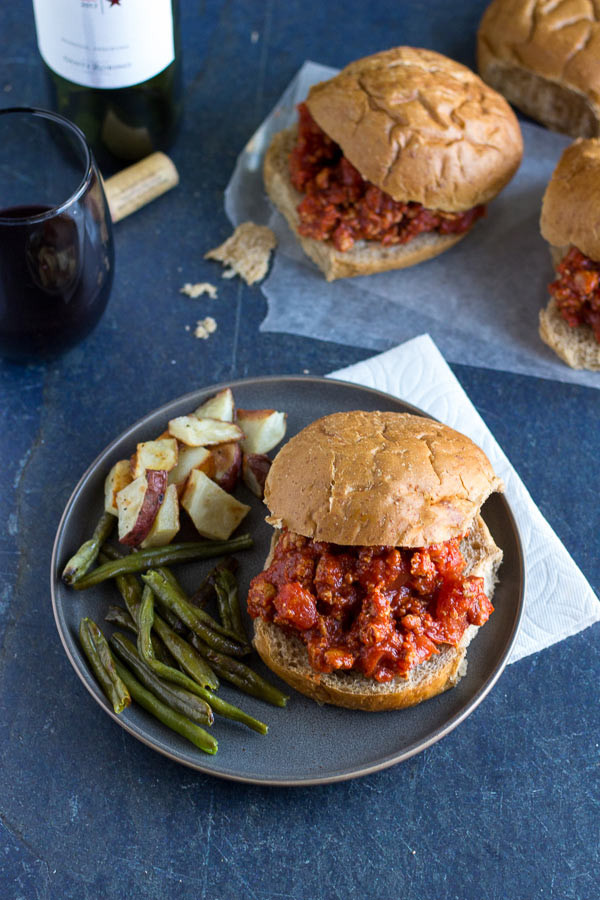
[226, 61, 600, 389]
[328, 335, 600, 663]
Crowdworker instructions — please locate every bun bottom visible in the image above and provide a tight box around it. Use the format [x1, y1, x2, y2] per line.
[263, 127, 467, 282]
[252, 516, 503, 711]
[478, 58, 599, 138]
[539, 298, 600, 371]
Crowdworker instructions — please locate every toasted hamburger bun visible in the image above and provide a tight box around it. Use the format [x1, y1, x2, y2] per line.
[477, 0, 600, 138]
[252, 411, 504, 711]
[540, 139, 600, 261]
[538, 138, 600, 369]
[264, 47, 523, 281]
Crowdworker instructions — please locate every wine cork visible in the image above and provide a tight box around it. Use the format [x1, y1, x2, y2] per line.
[103, 152, 179, 223]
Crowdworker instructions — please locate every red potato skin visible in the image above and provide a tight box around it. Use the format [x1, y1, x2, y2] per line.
[211, 443, 242, 493]
[242, 453, 271, 498]
[120, 469, 168, 547]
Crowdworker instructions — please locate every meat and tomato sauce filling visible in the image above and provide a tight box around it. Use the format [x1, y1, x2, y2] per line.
[289, 103, 486, 252]
[549, 246, 600, 342]
[247, 529, 493, 682]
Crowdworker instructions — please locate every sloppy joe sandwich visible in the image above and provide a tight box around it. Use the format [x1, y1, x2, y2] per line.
[478, 0, 600, 138]
[539, 138, 600, 370]
[263, 47, 523, 281]
[247, 411, 504, 710]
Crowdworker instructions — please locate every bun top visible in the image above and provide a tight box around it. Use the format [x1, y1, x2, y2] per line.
[305, 46, 523, 212]
[541, 137, 600, 261]
[478, 0, 600, 108]
[264, 411, 503, 547]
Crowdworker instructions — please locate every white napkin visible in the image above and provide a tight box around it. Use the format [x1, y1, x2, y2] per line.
[328, 334, 599, 663]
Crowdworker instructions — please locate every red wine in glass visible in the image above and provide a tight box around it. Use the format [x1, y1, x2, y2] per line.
[0, 108, 114, 363]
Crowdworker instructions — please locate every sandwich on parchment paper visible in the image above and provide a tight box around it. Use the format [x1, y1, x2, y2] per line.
[539, 137, 600, 370]
[247, 411, 504, 710]
[263, 46, 523, 281]
[478, 0, 600, 139]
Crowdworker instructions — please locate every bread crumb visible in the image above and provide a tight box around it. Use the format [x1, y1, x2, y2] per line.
[180, 282, 218, 299]
[205, 222, 277, 285]
[194, 317, 217, 340]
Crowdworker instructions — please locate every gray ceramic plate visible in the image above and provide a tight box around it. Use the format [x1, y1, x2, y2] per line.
[51, 376, 525, 786]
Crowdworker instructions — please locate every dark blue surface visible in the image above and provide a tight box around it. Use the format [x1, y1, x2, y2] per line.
[1, 2, 598, 898]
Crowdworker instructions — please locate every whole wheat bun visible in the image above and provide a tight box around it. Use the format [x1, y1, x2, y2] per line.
[263, 127, 468, 281]
[540, 138, 600, 261]
[253, 515, 503, 711]
[478, 0, 600, 138]
[305, 47, 523, 211]
[264, 411, 503, 548]
[538, 138, 600, 370]
[252, 411, 504, 711]
[539, 298, 600, 370]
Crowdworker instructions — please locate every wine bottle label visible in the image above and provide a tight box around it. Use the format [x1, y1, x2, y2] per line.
[32, 0, 175, 89]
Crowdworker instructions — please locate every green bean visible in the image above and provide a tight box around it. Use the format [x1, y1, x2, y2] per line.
[215, 579, 233, 630]
[107, 550, 241, 646]
[215, 568, 248, 643]
[154, 615, 220, 690]
[112, 659, 218, 755]
[156, 566, 243, 642]
[111, 571, 220, 687]
[104, 605, 176, 667]
[62, 512, 115, 584]
[155, 565, 278, 705]
[79, 618, 130, 714]
[150, 613, 267, 732]
[112, 571, 268, 733]
[189, 634, 289, 708]
[142, 570, 249, 657]
[71, 535, 253, 589]
[113, 572, 143, 620]
[105, 605, 137, 633]
[100, 550, 180, 666]
[137, 586, 218, 691]
[189, 557, 239, 609]
[201, 691, 268, 735]
[156, 603, 188, 636]
[100, 544, 125, 561]
[110, 633, 213, 727]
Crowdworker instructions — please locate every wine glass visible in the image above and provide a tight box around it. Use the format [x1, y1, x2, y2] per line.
[0, 107, 114, 362]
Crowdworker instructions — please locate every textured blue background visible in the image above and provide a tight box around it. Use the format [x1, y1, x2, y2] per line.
[1, 2, 598, 898]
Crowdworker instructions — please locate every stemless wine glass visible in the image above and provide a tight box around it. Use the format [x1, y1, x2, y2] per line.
[0, 107, 114, 362]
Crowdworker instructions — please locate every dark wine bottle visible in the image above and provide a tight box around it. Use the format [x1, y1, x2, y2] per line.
[32, 0, 182, 172]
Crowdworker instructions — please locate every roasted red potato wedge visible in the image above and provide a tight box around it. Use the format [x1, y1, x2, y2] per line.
[193, 387, 235, 423]
[104, 460, 133, 515]
[116, 470, 168, 547]
[130, 437, 178, 479]
[140, 483, 180, 548]
[242, 452, 271, 499]
[181, 469, 250, 540]
[211, 442, 242, 493]
[236, 408, 286, 454]
[167, 445, 215, 493]
[168, 415, 243, 447]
